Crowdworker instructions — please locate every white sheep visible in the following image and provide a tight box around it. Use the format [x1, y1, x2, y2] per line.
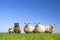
[8, 26, 14, 33]
[33, 23, 45, 33]
[45, 24, 54, 33]
[24, 23, 34, 33]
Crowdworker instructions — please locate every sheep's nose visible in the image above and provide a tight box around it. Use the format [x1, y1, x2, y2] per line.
[36, 25, 38, 27]
[26, 25, 28, 27]
[15, 26, 17, 27]
[51, 27, 53, 29]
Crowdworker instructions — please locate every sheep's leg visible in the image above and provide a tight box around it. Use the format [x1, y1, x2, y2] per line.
[18, 31, 20, 33]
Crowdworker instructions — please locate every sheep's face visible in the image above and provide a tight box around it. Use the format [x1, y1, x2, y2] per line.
[25, 23, 30, 27]
[49, 24, 54, 29]
[35, 23, 41, 28]
[48, 24, 54, 32]
[14, 23, 19, 28]
[49, 26, 54, 30]
[25, 24, 29, 27]
[35, 24, 38, 27]
[15, 25, 17, 27]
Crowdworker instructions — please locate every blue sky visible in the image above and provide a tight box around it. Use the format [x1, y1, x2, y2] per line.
[0, 0, 60, 33]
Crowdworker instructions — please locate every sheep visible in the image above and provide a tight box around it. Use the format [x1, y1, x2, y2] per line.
[13, 23, 21, 33]
[45, 24, 54, 33]
[33, 23, 45, 33]
[24, 23, 34, 33]
[8, 26, 14, 33]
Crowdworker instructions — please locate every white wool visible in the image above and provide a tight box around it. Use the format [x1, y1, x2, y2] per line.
[9, 26, 11, 29]
[28, 25, 34, 32]
[8, 26, 13, 33]
[45, 24, 54, 33]
[45, 26, 49, 31]
[9, 26, 13, 29]
[38, 24, 45, 32]
[24, 24, 34, 33]
[9, 29, 13, 32]
[34, 24, 45, 33]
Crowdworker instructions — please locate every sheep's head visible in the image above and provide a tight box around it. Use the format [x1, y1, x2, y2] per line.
[14, 23, 19, 28]
[35, 23, 41, 27]
[25, 23, 30, 27]
[35, 23, 41, 29]
[49, 24, 54, 29]
[48, 24, 54, 32]
[9, 26, 12, 30]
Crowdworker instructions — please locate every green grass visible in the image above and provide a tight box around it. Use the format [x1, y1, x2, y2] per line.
[0, 33, 60, 40]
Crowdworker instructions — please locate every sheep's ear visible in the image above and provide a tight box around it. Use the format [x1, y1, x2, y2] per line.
[28, 23, 30, 24]
[52, 24, 55, 27]
[49, 24, 51, 26]
[38, 22, 40, 24]
[25, 23, 27, 24]
[11, 26, 12, 27]
[35, 23, 37, 25]
[50, 24, 55, 26]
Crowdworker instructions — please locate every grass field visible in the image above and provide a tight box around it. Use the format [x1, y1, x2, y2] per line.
[0, 33, 60, 40]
